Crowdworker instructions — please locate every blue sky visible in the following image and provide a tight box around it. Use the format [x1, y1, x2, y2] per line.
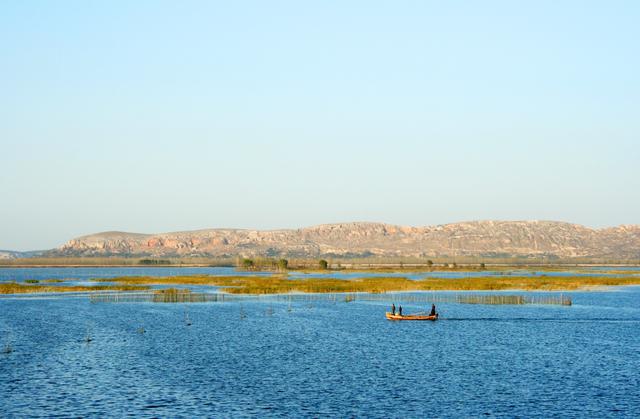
[1, 1, 639, 250]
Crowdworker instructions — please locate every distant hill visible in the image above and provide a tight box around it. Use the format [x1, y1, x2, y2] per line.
[0, 249, 46, 259]
[49, 221, 640, 260]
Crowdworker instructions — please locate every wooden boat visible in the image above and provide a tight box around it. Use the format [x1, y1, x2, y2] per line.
[386, 312, 438, 321]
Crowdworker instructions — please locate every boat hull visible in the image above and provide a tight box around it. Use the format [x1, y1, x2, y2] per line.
[385, 312, 438, 321]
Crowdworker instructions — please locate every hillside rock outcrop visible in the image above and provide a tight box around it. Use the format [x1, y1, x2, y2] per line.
[52, 221, 640, 260]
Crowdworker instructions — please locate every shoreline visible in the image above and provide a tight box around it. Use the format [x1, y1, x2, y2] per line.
[1, 263, 639, 269]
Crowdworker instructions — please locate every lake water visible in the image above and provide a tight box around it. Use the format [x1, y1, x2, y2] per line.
[1, 268, 640, 417]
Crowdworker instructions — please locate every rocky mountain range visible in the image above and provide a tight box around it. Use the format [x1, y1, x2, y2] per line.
[48, 221, 640, 260]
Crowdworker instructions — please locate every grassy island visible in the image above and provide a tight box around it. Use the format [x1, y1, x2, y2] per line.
[0, 283, 150, 294]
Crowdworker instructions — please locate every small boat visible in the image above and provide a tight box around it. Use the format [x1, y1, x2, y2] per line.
[386, 312, 438, 321]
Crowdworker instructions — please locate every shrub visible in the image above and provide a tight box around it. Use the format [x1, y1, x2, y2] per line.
[241, 258, 254, 269]
[277, 259, 288, 271]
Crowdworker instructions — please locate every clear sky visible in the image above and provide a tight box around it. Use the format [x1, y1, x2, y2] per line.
[1, 1, 639, 250]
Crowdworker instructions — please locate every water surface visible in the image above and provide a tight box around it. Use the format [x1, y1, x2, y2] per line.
[1, 269, 639, 417]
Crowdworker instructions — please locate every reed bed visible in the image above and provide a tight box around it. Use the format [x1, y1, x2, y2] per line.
[152, 288, 208, 303]
[455, 294, 571, 305]
[262, 293, 572, 306]
[90, 290, 229, 303]
[87, 290, 572, 305]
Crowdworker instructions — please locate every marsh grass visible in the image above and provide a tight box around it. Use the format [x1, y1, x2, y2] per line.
[0, 282, 150, 294]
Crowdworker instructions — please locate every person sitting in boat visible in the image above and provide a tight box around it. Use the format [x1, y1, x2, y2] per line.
[430, 304, 437, 316]
[398, 306, 403, 316]
[391, 303, 396, 315]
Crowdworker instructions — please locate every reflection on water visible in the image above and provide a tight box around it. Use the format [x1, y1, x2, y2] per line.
[1, 275, 639, 417]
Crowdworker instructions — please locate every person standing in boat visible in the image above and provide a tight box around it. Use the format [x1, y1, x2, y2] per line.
[398, 306, 403, 316]
[430, 304, 436, 316]
[391, 303, 396, 315]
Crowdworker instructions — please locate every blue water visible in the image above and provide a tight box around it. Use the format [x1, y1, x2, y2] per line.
[1, 269, 640, 417]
